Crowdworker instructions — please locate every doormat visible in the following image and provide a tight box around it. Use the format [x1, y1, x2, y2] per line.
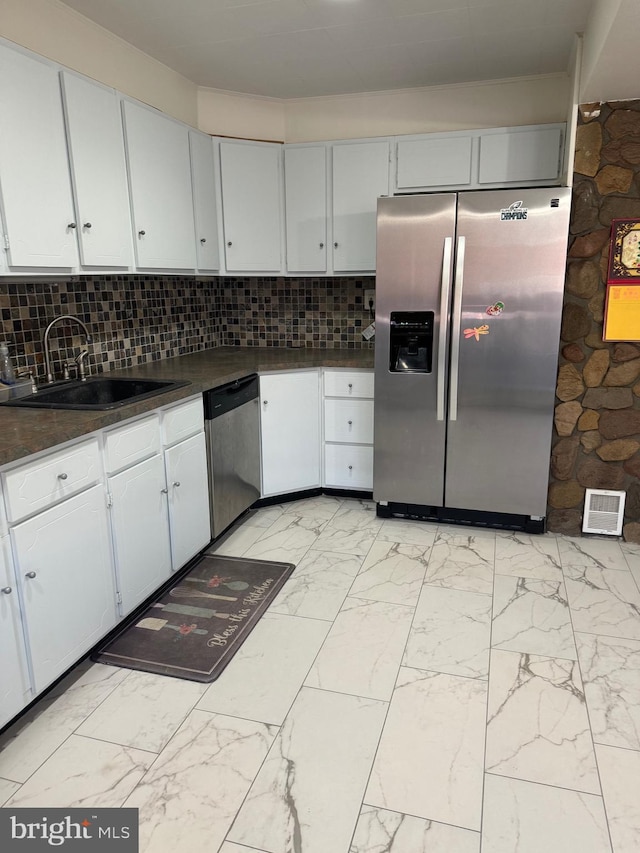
[93, 554, 294, 682]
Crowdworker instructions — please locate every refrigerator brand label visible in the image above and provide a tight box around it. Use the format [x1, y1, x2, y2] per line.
[500, 201, 528, 221]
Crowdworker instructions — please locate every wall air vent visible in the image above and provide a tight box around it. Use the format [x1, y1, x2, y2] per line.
[582, 489, 626, 536]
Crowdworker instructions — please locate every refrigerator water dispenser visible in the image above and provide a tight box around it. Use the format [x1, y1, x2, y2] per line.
[389, 311, 433, 373]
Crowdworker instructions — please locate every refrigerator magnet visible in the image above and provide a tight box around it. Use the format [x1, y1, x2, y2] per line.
[463, 325, 490, 341]
[486, 301, 504, 316]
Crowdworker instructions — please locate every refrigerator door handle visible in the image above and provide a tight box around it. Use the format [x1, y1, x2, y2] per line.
[437, 236, 453, 421]
[449, 235, 465, 422]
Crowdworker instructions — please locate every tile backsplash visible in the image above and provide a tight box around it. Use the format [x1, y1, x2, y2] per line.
[0, 275, 374, 381]
[217, 276, 375, 348]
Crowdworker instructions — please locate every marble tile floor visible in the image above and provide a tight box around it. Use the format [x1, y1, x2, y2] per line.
[2, 496, 640, 852]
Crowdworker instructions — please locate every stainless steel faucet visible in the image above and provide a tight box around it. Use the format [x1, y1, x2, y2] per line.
[43, 315, 92, 384]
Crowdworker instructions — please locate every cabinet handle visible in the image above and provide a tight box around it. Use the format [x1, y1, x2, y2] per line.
[67, 222, 77, 229]
[58, 472, 68, 480]
[348, 383, 353, 389]
[348, 420, 353, 425]
[319, 242, 324, 249]
[334, 242, 338, 248]
[200, 238, 207, 244]
[263, 400, 268, 405]
[348, 465, 353, 470]
[138, 230, 146, 237]
[227, 241, 232, 247]
[1, 586, 11, 594]
[25, 572, 37, 579]
[83, 222, 92, 229]
[173, 481, 181, 488]
[161, 487, 169, 494]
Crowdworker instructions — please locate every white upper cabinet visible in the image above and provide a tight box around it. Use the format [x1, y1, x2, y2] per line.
[189, 131, 220, 272]
[61, 71, 132, 268]
[122, 100, 197, 270]
[219, 140, 282, 272]
[0, 44, 78, 269]
[332, 141, 390, 273]
[478, 126, 564, 186]
[396, 136, 473, 190]
[285, 146, 327, 273]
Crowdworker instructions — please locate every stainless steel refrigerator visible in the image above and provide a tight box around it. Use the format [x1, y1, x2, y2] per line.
[374, 188, 571, 531]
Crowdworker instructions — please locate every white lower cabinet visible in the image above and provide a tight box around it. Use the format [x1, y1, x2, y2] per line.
[109, 454, 172, 616]
[324, 444, 374, 490]
[164, 431, 211, 571]
[106, 398, 210, 614]
[323, 369, 374, 491]
[11, 485, 117, 694]
[260, 371, 321, 496]
[0, 536, 31, 728]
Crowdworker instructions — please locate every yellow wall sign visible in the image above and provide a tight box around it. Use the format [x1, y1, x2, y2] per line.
[604, 284, 640, 341]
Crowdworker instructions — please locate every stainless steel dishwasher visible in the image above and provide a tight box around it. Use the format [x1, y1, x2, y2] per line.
[204, 374, 261, 539]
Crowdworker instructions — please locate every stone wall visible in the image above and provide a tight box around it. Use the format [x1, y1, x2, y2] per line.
[548, 101, 640, 541]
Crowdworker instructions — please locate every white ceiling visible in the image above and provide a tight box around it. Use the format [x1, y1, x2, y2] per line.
[59, 0, 593, 99]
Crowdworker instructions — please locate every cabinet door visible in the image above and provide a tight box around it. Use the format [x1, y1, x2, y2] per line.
[164, 432, 211, 571]
[285, 146, 327, 273]
[0, 45, 78, 268]
[396, 136, 472, 190]
[260, 371, 321, 496]
[12, 485, 117, 694]
[123, 100, 196, 270]
[332, 141, 390, 272]
[109, 455, 172, 615]
[0, 537, 31, 728]
[60, 71, 132, 268]
[189, 131, 220, 272]
[478, 126, 563, 185]
[220, 141, 282, 272]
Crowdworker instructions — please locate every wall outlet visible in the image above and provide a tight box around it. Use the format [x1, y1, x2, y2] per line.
[364, 289, 375, 313]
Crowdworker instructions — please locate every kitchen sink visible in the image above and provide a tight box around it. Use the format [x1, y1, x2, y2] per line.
[0, 377, 191, 410]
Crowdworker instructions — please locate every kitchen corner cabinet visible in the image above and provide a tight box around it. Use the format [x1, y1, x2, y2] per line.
[284, 145, 327, 273]
[0, 44, 78, 269]
[60, 71, 133, 268]
[332, 140, 390, 272]
[122, 100, 197, 270]
[0, 536, 31, 728]
[189, 131, 220, 272]
[219, 140, 283, 272]
[260, 371, 321, 496]
[11, 485, 117, 694]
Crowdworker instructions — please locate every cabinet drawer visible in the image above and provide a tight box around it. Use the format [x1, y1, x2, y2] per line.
[4, 438, 101, 523]
[324, 444, 373, 490]
[324, 399, 373, 444]
[103, 414, 161, 474]
[161, 396, 204, 446]
[324, 370, 374, 399]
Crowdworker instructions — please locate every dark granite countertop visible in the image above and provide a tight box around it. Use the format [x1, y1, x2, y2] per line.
[0, 347, 374, 466]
